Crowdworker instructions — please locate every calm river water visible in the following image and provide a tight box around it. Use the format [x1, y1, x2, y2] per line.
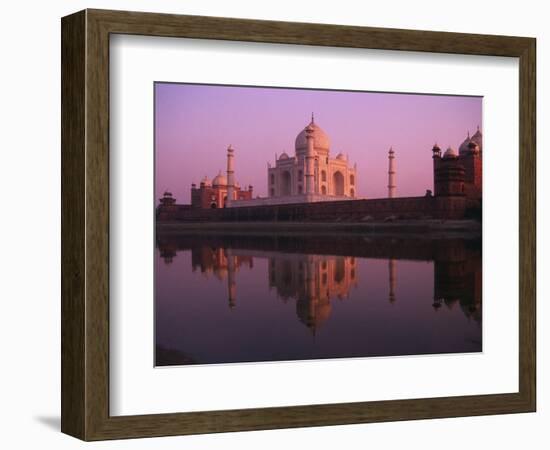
[155, 232, 481, 366]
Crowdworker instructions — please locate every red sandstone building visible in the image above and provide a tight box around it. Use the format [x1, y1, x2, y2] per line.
[432, 126, 482, 205]
[191, 172, 253, 209]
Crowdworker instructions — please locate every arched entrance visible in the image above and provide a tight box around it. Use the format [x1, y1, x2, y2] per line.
[281, 171, 292, 196]
[332, 171, 344, 196]
[210, 202, 217, 209]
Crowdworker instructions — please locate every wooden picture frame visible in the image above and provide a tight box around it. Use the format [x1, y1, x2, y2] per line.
[61, 8, 536, 441]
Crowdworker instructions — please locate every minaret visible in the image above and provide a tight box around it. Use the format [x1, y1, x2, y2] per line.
[305, 121, 315, 195]
[432, 142, 442, 193]
[226, 144, 235, 206]
[388, 146, 396, 198]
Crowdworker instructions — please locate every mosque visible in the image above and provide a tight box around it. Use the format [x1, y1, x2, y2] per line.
[157, 115, 482, 221]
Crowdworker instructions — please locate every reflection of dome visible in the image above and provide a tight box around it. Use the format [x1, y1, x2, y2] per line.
[336, 153, 346, 160]
[470, 127, 482, 150]
[295, 118, 331, 153]
[279, 152, 289, 160]
[296, 297, 332, 333]
[443, 146, 458, 158]
[212, 171, 227, 186]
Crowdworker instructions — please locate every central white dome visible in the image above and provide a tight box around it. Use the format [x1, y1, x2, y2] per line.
[295, 119, 331, 154]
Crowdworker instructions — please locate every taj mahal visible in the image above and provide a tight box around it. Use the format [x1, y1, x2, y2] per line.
[267, 114, 357, 200]
[158, 113, 482, 222]
[179, 114, 359, 210]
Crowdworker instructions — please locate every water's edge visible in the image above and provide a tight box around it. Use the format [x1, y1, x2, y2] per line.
[156, 220, 481, 239]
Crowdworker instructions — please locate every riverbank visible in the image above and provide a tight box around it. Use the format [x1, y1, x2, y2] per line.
[156, 219, 481, 239]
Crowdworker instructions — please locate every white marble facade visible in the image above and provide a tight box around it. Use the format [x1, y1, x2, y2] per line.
[267, 115, 357, 199]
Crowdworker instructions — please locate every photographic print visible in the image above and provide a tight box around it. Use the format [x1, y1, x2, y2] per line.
[155, 83, 482, 367]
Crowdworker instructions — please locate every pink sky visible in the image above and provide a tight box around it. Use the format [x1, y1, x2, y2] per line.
[155, 83, 481, 204]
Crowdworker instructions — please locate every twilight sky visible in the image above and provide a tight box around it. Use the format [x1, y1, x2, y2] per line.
[155, 83, 482, 204]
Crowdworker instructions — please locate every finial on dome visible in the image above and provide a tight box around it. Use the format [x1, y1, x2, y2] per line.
[311, 112, 315, 124]
[467, 130, 470, 139]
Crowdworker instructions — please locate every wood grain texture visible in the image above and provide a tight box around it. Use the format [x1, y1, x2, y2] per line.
[61, 10, 86, 439]
[518, 38, 536, 410]
[61, 8, 537, 441]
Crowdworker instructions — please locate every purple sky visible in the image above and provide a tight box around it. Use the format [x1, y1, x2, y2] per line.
[155, 83, 481, 204]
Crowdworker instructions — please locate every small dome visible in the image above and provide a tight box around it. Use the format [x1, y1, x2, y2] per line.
[470, 126, 482, 150]
[459, 133, 471, 155]
[336, 153, 346, 160]
[279, 152, 289, 160]
[468, 141, 480, 154]
[200, 176, 211, 186]
[295, 117, 331, 153]
[212, 171, 227, 186]
[443, 146, 458, 158]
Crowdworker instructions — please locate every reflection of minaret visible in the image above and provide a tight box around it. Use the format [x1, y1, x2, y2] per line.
[226, 248, 236, 309]
[305, 259, 318, 334]
[388, 258, 396, 303]
[388, 146, 396, 198]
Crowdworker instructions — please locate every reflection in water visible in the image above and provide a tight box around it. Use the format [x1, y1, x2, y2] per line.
[268, 253, 358, 333]
[190, 246, 253, 309]
[155, 233, 482, 366]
